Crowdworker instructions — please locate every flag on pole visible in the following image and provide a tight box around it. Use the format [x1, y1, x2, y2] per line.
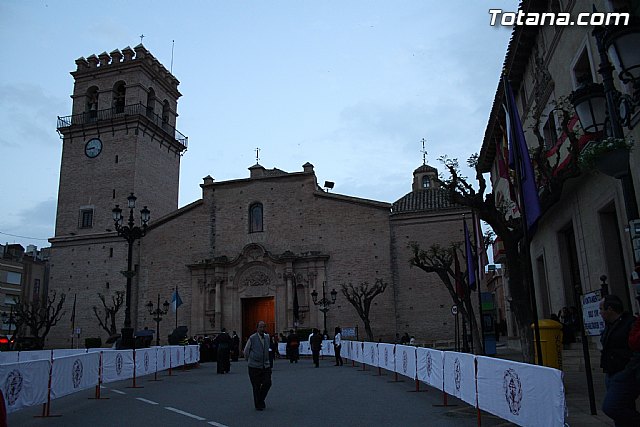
[293, 278, 300, 323]
[503, 76, 542, 232]
[70, 293, 77, 325]
[171, 289, 183, 312]
[464, 220, 477, 290]
[453, 247, 464, 298]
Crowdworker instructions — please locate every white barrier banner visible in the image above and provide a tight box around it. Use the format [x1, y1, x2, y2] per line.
[135, 348, 157, 377]
[395, 345, 417, 379]
[51, 352, 100, 399]
[417, 348, 444, 391]
[0, 352, 19, 365]
[476, 356, 565, 427]
[354, 341, 365, 363]
[0, 359, 50, 413]
[299, 341, 311, 355]
[278, 343, 286, 356]
[185, 345, 198, 364]
[378, 343, 395, 372]
[18, 350, 51, 362]
[443, 351, 476, 406]
[341, 341, 350, 360]
[102, 350, 134, 383]
[363, 342, 378, 367]
[53, 349, 87, 359]
[170, 346, 184, 368]
[157, 347, 170, 371]
[321, 340, 334, 356]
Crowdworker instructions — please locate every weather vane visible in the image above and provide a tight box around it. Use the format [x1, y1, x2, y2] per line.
[139, 34, 145, 44]
[420, 137, 428, 165]
[255, 147, 260, 164]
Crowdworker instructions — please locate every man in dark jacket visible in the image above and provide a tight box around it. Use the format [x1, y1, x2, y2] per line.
[286, 329, 300, 363]
[214, 328, 232, 374]
[310, 328, 323, 368]
[599, 294, 636, 426]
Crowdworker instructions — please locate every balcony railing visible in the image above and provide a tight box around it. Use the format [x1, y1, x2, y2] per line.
[57, 103, 188, 149]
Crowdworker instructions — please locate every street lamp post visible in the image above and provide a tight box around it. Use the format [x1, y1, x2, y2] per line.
[146, 294, 170, 347]
[311, 281, 337, 333]
[112, 193, 150, 349]
[1, 305, 14, 337]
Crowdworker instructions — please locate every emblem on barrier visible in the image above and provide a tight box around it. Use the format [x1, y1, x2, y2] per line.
[5, 369, 23, 406]
[503, 368, 523, 415]
[370, 347, 375, 364]
[72, 359, 83, 388]
[454, 358, 461, 392]
[162, 349, 167, 367]
[384, 348, 389, 367]
[176, 349, 181, 364]
[115, 353, 124, 376]
[402, 351, 408, 374]
[144, 352, 150, 372]
[426, 352, 433, 378]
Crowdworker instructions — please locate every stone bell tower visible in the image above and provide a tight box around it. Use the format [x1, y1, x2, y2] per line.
[47, 45, 188, 347]
[54, 44, 187, 238]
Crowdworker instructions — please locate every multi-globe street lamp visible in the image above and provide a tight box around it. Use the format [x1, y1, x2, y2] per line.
[569, 19, 640, 227]
[146, 294, 170, 347]
[311, 281, 337, 333]
[112, 193, 150, 349]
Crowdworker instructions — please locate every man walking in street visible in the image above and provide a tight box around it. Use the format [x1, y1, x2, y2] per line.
[244, 321, 272, 411]
[599, 294, 636, 426]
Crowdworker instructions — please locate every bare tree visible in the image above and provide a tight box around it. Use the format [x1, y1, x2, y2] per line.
[92, 291, 124, 336]
[13, 291, 66, 349]
[410, 243, 483, 352]
[434, 97, 583, 362]
[340, 279, 388, 341]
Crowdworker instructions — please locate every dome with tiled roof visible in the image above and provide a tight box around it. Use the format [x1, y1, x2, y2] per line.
[391, 188, 460, 214]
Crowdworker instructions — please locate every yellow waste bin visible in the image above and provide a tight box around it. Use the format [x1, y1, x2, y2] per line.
[531, 319, 563, 370]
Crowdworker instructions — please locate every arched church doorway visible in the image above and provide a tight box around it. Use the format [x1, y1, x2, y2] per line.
[242, 297, 275, 344]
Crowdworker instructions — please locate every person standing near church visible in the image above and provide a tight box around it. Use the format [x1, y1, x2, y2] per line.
[214, 328, 231, 374]
[310, 328, 323, 368]
[244, 321, 272, 411]
[231, 331, 240, 362]
[333, 326, 343, 366]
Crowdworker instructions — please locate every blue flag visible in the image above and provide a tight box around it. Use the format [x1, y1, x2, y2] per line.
[464, 221, 476, 291]
[171, 289, 183, 312]
[504, 76, 542, 233]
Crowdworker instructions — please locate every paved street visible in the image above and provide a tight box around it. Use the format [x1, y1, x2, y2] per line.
[8, 357, 511, 427]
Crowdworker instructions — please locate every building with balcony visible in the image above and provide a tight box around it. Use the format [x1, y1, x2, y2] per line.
[478, 0, 640, 339]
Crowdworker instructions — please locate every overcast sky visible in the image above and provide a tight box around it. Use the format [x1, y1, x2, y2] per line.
[0, 0, 514, 250]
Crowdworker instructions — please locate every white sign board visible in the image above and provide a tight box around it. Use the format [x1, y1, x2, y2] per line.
[582, 290, 605, 336]
[342, 327, 357, 338]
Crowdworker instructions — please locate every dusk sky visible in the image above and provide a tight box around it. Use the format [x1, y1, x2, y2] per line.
[0, 1, 514, 250]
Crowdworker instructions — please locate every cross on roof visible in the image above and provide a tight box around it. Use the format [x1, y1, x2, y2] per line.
[420, 138, 428, 165]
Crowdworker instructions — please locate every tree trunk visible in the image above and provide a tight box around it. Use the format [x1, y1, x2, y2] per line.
[504, 239, 534, 363]
[364, 319, 374, 341]
[464, 297, 484, 354]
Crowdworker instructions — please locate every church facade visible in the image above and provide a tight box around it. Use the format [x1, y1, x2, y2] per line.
[47, 46, 474, 348]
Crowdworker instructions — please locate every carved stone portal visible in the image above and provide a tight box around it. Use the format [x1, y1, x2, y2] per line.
[238, 265, 274, 297]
